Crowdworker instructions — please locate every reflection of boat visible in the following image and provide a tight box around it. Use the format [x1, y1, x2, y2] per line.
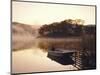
[47, 49, 76, 65]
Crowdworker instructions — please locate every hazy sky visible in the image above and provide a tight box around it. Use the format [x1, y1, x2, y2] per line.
[12, 1, 95, 25]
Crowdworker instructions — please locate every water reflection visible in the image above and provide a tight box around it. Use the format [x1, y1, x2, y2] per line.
[12, 38, 81, 73]
[12, 47, 77, 73]
[36, 38, 81, 52]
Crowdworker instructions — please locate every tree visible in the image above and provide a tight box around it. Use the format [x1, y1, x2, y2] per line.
[38, 19, 84, 37]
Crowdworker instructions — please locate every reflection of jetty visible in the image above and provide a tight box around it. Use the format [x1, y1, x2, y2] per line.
[47, 49, 76, 65]
[47, 49, 84, 70]
[48, 48, 96, 70]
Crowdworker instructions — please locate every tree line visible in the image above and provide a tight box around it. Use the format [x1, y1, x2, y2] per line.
[38, 19, 95, 37]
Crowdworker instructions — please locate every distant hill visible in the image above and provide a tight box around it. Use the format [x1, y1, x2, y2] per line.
[12, 22, 40, 50]
[12, 22, 39, 36]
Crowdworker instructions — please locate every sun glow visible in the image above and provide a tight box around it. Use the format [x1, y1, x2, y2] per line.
[12, 1, 95, 26]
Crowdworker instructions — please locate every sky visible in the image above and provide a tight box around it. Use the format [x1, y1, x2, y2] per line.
[12, 1, 96, 26]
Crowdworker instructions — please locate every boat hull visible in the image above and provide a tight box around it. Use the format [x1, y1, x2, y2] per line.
[47, 49, 76, 65]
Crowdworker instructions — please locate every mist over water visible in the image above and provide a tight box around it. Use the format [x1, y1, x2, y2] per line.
[12, 38, 79, 73]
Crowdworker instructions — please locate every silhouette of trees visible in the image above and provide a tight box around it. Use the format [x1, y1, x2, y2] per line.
[38, 19, 87, 37]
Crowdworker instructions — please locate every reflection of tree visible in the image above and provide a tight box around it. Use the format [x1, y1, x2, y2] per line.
[38, 19, 84, 37]
[37, 41, 50, 52]
[81, 34, 96, 69]
[37, 38, 81, 52]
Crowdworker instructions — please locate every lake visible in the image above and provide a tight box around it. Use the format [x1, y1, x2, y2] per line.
[12, 38, 81, 73]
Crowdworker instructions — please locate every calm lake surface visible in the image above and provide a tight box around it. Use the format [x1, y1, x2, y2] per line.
[12, 38, 81, 73]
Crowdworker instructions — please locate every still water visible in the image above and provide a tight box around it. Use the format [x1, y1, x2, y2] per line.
[12, 38, 80, 73]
